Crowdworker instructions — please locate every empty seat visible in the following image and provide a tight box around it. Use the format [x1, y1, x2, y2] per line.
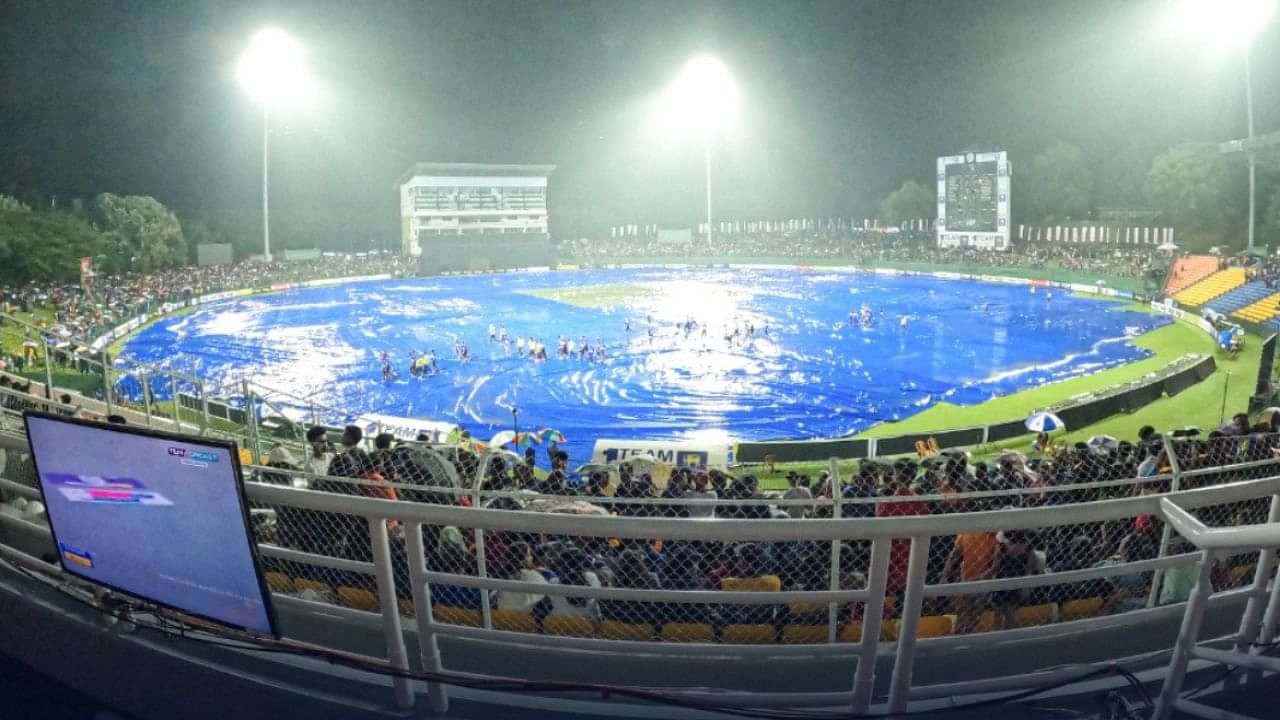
[915, 615, 954, 638]
[1173, 268, 1247, 307]
[292, 577, 332, 595]
[398, 599, 416, 618]
[838, 622, 863, 643]
[1230, 564, 1257, 587]
[491, 608, 538, 634]
[337, 586, 379, 612]
[1060, 597, 1105, 622]
[782, 625, 830, 644]
[660, 623, 716, 643]
[1165, 255, 1223, 296]
[542, 615, 596, 638]
[1014, 603, 1057, 627]
[599, 620, 654, 641]
[264, 571, 294, 594]
[433, 605, 482, 627]
[721, 624, 776, 644]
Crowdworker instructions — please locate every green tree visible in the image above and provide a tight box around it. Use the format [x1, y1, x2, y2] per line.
[1261, 182, 1280, 251]
[0, 208, 105, 285]
[1147, 142, 1241, 234]
[91, 193, 187, 273]
[1022, 141, 1092, 223]
[879, 180, 935, 225]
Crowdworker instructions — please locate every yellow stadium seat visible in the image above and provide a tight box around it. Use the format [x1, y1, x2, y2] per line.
[838, 622, 863, 643]
[264, 571, 294, 594]
[879, 619, 900, 641]
[721, 624, 776, 644]
[543, 615, 596, 638]
[915, 615, 954, 638]
[1060, 597, 1105, 622]
[491, 608, 538, 633]
[1014, 603, 1057, 628]
[433, 605, 482, 627]
[661, 623, 716, 643]
[782, 625, 830, 644]
[398, 599, 416, 618]
[292, 577, 331, 595]
[599, 620, 654, 641]
[1173, 268, 1247, 307]
[973, 611, 995, 633]
[337, 586, 379, 612]
[1233, 293, 1280, 324]
[1231, 564, 1257, 587]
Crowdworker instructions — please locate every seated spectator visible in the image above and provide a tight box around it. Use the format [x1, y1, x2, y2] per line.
[781, 472, 814, 518]
[493, 541, 549, 612]
[430, 526, 485, 609]
[658, 543, 716, 625]
[599, 549, 661, 625]
[719, 543, 781, 625]
[546, 544, 601, 618]
[685, 472, 718, 519]
[989, 529, 1044, 630]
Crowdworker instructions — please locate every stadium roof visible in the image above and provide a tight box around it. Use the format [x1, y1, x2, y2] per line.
[395, 162, 557, 188]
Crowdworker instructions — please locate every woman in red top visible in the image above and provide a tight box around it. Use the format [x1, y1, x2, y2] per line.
[875, 461, 930, 604]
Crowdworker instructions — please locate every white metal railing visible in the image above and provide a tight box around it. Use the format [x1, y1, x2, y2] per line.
[2, 428, 1279, 714]
[1152, 495, 1280, 720]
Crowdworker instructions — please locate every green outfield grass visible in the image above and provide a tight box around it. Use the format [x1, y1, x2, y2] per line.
[521, 283, 658, 309]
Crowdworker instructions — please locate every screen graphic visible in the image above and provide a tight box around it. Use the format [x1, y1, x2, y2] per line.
[24, 414, 275, 635]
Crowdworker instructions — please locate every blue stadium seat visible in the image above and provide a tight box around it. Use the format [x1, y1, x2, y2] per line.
[1205, 281, 1275, 315]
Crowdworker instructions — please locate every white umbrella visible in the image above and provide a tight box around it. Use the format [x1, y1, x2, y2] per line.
[1157, 241, 1178, 252]
[1024, 411, 1066, 433]
[1087, 435, 1118, 454]
[488, 430, 516, 447]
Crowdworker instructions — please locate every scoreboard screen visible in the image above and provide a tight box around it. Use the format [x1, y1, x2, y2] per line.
[944, 161, 998, 232]
[936, 151, 1010, 250]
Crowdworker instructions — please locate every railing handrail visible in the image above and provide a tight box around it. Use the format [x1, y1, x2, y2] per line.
[1160, 496, 1280, 551]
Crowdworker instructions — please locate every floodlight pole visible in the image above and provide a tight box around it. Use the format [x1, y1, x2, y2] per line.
[262, 107, 271, 261]
[1245, 47, 1255, 252]
[704, 136, 713, 248]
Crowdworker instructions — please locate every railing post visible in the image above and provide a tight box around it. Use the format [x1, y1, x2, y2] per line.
[827, 457, 843, 643]
[310, 401, 319, 428]
[169, 371, 179, 428]
[198, 380, 209, 436]
[1148, 435, 1183, 608]
[1153, 548, 1219, 720]
[368, 517, 414, 709]
[887, 534, 930, 714]
[101, 350, 113, 417]
[242, 380, 261, 463]
[850, 537, 891, 714]
[1233, 492, 1280, 687]
[473, 451, 493, 630]
[141, 370, 153, 426]
[405, 521, 449, 713]
[41, 336, 54, 401]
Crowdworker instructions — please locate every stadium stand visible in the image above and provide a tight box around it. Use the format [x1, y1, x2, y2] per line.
[1204, 280, 1276, 315]
[1163, 254, 1219, 295]
[1173, 267, 1247, 307]
[1232, 292, 1280, 324]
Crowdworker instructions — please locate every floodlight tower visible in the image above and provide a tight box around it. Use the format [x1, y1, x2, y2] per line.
[663, 55, 739, 247]
[237, 29, 312, 261]
[1173, 0, 1277, 251]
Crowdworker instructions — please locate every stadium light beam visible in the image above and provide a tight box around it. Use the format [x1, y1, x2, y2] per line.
[1170, 0, 1276, 251]
[661, 55, 739, 247]
[237, 29, 313, 261]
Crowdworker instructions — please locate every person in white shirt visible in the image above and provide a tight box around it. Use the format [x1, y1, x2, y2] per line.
[546, 545, 601, 618]
[305, 425, 332, 479]
[685, 472, 718, 519]
[494, 542, 549, 611]
[781, 473, 814, 518]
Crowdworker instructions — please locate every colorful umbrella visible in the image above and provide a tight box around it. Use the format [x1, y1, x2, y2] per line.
[540, 428, 567, 444]
[515, 432, 540, 449]
[489, 430, 516, 447]
[1024, 411, 1065, 433]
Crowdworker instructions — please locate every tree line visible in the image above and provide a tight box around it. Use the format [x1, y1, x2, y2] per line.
[879, 141, 1280, 251]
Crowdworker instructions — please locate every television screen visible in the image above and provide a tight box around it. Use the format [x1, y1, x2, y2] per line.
[23, 412, 277, 636]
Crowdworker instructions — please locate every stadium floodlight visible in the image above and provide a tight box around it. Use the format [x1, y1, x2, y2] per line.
[659, 55, 739, 247]
[237, 29, 313, 261]
[1169, 0, 1276, 251]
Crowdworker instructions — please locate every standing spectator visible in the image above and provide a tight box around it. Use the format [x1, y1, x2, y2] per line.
[685, 472, 718, 519]
[876, 460, 930, 609]
[942, 499, 1000, 634]
[306, 425, 333, 477]
[782, 473, 814, 518]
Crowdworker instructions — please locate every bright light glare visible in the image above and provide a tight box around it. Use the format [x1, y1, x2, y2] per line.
[1171, 0, 1277, 48]
[656, 55, 739, 137]
[237, 29, 312, 107]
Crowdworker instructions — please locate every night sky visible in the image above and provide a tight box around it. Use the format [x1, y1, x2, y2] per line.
[0, 0, 1276, 248]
